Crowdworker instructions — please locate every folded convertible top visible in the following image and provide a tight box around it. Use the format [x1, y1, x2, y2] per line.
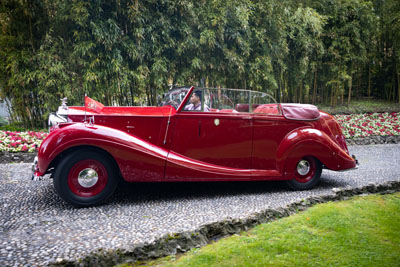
[281, 104, 320, 121]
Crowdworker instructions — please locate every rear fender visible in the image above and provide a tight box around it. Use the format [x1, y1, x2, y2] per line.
[276, 128, 353, 177]
[38, 123, 168, 181]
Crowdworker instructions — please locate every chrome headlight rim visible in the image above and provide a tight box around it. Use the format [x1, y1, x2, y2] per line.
[48, 113, 67, 127]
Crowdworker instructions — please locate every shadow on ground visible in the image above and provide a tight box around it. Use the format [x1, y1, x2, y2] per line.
[37, 174, 350, 209]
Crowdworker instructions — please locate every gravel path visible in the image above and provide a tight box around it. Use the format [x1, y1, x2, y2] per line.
[1, 144, 399, 266]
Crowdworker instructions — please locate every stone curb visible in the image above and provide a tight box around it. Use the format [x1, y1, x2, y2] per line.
[346, 135, 400, 146]
[1, 135, 399, 164]
[50, 180, 400, 267]
[0, 151, 35, 164]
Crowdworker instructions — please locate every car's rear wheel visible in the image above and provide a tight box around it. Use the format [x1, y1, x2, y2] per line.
[286, 156, 322, 190]
[54, 149, 118, 207]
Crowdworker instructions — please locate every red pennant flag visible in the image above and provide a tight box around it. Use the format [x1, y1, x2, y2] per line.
[85, 96, 104, 113]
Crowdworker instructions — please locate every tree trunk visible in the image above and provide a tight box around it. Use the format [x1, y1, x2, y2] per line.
[398, 71, 400, 103]
[284, 78, 288, 103]
[347, 75, 352, 106]
[335, 82, 339, 107]
[21, 107, 27, 129]
[129, 86, 134, 106]
[299, 82, 303, 103]
[21, 97, 32, 129]
[357, 71, 362, 100]
[153, 87, 157, 106]
[146, 86, 151, 106]
[117, 75, 123, 106]
[368, 63, 372, 98]
[280, 72, 284, 102]
[5, 99, 13, 123]
[28, 9, 35, 52]
[276, 77, 281, 103]
[290, 83, 295, 103]
[395, 56, 400, 103]
[341, 85, 344, 105]
[391, 67, 396, 102]
[103, 80, 109, 106]
[312, 70, 317, 104]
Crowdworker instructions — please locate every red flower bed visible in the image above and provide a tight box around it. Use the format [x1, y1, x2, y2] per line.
[335, 112, 400, 139]
[0, 131, 48, 152]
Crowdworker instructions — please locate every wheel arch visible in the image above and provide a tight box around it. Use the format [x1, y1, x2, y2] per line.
[47, 145, 122, 179]
[276, 128, 340, 177]
[37, 123, 168, 182]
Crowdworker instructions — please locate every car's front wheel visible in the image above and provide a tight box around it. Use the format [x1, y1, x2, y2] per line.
[54, 149, 118, 207]
[286, 156, 322, 190]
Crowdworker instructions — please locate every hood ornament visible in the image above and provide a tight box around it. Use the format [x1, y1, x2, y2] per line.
[61, 97, 68, 110]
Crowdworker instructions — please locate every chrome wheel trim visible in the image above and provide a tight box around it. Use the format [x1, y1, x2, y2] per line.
[297, 160, 311, 176]
[77, 168, 99, 188]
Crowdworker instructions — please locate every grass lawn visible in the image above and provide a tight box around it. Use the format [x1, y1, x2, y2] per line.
[127, 193, 400, 267]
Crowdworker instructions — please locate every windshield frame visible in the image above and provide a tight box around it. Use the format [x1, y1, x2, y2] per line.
[158, 86, 193, 110]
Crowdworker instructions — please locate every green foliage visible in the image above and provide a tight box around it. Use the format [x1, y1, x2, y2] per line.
[0, 0, 399, 127]
[0, 117, 8, 126]
[319, 99, 400, 115]
[0, 122, 25, 132]
[138, 193, 400, 267]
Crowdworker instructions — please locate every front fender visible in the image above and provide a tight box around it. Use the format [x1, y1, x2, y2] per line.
[276, 128, 356, 176]
[38, 123, 168, 181]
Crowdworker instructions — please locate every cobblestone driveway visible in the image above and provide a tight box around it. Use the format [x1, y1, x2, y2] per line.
[1, 144, 399, 266]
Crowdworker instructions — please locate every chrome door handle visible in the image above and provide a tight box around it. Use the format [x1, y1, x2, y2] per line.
[242, 116, 252, 120]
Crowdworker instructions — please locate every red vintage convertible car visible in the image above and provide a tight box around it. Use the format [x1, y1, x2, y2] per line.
[32, 86, 357, 207]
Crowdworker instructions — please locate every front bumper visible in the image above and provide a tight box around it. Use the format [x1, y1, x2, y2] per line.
[31, 156, 44, 181]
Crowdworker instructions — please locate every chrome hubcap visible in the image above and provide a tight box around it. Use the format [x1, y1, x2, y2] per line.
[77, 168, 98, 188]
[297, 160, 310, 176]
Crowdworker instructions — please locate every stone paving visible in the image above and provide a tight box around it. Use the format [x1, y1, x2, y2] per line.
[0, 144, 399, 266]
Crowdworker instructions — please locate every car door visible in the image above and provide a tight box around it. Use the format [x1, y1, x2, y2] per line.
[165, 90, 253, 180]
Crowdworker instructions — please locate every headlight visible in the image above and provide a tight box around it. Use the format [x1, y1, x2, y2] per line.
[48, 113, 67, 127]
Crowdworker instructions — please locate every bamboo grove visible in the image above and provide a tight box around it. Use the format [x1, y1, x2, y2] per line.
[0, 0, 399, 128]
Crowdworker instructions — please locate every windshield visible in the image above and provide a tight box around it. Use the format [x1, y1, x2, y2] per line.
[158, 87, 190, 109]
[159, 86, 278, 113]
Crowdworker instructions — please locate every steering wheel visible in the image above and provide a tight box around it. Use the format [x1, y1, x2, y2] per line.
[165, 100, 179, 109]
